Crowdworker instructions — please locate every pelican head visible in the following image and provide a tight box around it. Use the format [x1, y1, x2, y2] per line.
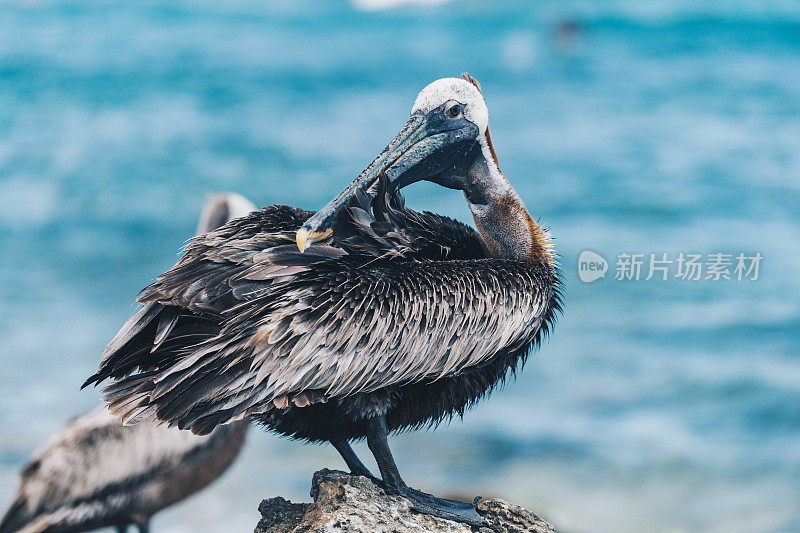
[297, 74, 494, 252]
[196, 192, 258, 235]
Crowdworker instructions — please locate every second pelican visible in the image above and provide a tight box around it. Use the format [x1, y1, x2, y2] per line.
[2, 193, 255, 533]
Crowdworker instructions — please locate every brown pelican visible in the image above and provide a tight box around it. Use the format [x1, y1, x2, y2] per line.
[1, 193, 256, 533]
[84, 74, 561, 526]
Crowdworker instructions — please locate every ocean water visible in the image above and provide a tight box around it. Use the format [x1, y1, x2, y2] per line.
[1, 1, 799, 531]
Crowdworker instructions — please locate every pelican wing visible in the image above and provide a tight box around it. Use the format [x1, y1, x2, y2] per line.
[235, 255, 555, 401]
[102, 249, 557, 434]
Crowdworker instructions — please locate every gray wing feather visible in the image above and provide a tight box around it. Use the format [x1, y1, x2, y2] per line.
[152, 306, 181, 351]
[105, 252, 554, 432]
[101, 303, 163, 362]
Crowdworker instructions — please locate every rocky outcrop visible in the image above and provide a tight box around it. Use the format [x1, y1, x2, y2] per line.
[255, 469, 555, 533]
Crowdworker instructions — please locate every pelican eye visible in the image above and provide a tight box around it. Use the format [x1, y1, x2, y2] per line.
[445, 102, 462, 118]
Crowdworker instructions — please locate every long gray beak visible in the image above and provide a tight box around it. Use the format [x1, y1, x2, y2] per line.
[296, 113, 428, 252]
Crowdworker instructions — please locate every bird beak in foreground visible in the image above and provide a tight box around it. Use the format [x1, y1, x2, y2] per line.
[296, 108, 479, 252]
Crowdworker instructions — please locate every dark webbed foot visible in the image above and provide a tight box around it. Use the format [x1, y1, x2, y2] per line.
[364, 415, 485, 527]
[351, 466, 382, 485]
[404, 486, 479, 510]
[394, 486, 483, 526]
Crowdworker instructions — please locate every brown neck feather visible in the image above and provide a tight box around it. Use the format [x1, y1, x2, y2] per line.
[471, 189, 552, 265]
[458, 72, 552, 265]
[466, 133, 552, 265]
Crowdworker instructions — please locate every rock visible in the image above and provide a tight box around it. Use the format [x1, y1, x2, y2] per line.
[255, 469, 555, 533]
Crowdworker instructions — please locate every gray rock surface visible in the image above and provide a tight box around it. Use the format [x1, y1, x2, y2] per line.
[255, 469, 555, 533]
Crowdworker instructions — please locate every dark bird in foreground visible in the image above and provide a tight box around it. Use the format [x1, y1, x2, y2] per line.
[1, 194, 255, 533]
[84, 74, 561, 526]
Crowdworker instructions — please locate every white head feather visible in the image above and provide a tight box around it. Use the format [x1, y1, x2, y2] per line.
[411, 77, 489, 135]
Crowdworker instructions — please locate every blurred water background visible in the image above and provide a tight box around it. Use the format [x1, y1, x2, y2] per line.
[1, 1, 799, 531]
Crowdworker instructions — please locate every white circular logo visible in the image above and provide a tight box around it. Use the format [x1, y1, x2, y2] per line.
[578, 250, 608, 283]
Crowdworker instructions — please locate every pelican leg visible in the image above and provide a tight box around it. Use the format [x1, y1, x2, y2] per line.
[116, 526, 128, 533]
[365, 415, 483, 526]
[136, 521, 150, 533]
[331, 439, 379, 482]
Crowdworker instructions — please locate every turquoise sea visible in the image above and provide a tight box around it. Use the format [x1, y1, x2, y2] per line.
[1, 1, 799, 531]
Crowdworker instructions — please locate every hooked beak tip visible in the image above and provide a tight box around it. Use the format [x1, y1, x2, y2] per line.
[295, 227, 332, 252]
[296, 228, 310, 252]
